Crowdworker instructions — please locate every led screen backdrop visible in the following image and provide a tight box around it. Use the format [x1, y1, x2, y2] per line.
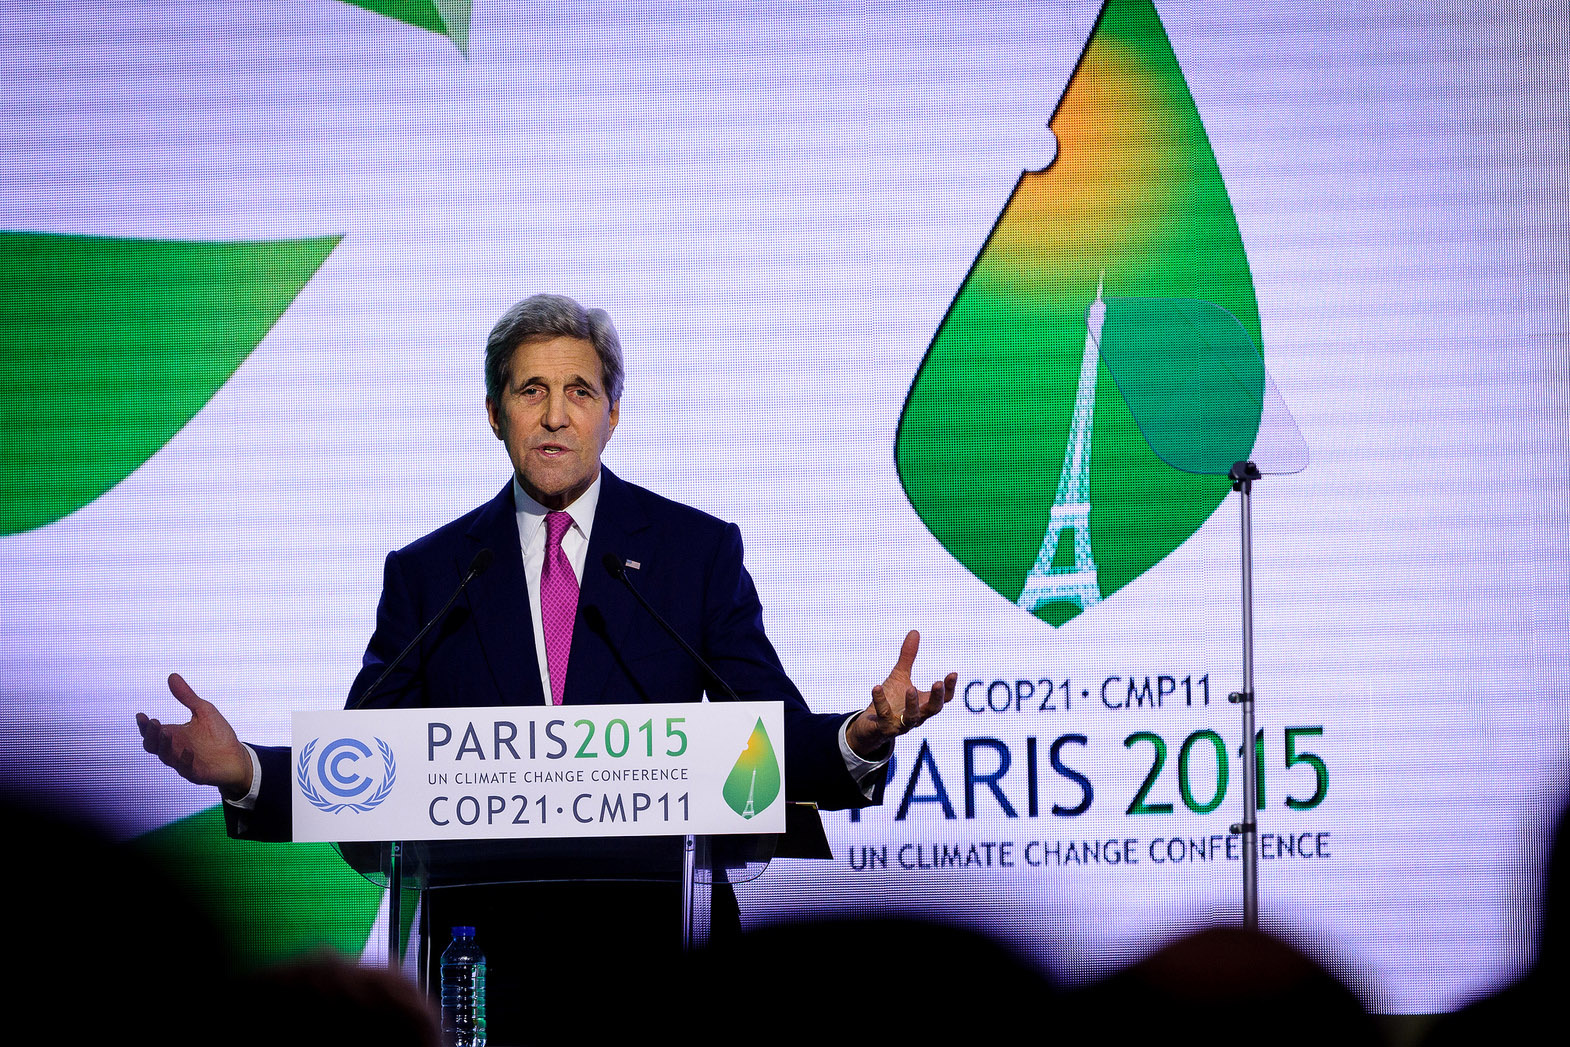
[2, 0, 1566, 1014]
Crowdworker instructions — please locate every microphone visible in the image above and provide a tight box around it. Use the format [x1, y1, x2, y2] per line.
[602, 553, 740, 701]
[351, 548, 494, 709]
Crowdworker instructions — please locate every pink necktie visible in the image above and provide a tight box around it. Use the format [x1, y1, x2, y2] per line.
[541, 511, 578, 706]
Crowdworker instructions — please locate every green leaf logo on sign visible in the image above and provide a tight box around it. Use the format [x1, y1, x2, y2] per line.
[722, 718, 781, 820]
[894, 0, 1263, 627]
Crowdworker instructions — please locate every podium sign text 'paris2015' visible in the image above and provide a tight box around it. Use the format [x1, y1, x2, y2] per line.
[290, 702, 786, 842]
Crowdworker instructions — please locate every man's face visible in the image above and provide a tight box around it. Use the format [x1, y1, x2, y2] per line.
[486, 335, 619, 511]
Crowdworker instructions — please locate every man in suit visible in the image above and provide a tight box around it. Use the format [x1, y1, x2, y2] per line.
[138, 293, 956, 1027]
[139, 293, 952, 823]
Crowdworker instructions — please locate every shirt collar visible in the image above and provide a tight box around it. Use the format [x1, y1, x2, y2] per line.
[512, 471, 601, 547]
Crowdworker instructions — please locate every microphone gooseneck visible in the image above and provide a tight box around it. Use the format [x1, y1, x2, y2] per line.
[351, 547, 494, 709]
[602, 553, 740, 701]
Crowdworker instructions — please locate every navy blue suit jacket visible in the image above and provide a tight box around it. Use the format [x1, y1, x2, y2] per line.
[229, 468, 878, 840]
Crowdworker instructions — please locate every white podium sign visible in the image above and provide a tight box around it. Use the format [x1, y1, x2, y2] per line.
[290, 702, 787, 842]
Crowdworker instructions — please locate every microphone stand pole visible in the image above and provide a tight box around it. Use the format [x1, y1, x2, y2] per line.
[388, 841, 404, 972]
[351, 549, 492, 973]
[605, 554, 735, 950]
[1229, 460, 1261, 930]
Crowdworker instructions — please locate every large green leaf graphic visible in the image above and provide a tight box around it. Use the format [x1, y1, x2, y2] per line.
[894, 0, 1261, 627]
[0, 231, 340, 536]
[339, 0, 472, 55]
[132, 806, 391, 968]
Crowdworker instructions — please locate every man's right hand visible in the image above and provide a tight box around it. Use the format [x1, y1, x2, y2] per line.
[136, 673, 253, 801]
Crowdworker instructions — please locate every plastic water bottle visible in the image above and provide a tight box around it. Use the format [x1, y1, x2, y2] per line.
[440, 925, 487, 1047]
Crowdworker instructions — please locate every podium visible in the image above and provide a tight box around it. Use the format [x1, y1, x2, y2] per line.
[336, 804, 830, 983]
[289, 701, 829, 978]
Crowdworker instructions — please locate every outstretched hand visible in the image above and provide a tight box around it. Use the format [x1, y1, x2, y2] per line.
[845, 630, 957, 760]
[135, 673, 253, 800]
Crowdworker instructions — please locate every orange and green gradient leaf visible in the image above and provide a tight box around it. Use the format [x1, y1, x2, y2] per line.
[894, 0, 1262, 625]
[722, 718, 781, 819]
[0, 231, 340, 536]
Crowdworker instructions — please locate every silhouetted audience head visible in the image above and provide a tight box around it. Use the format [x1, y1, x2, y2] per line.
[609, 915, 1056, 1042]
[1424, 793, 1570, 1045]
[4, 788, 440, 1047]
[1536, 792, 1568, 976]
[1068, 926, 1379, 1046]
[234, 951, 440, 1047]
[3, 788, 239, 1047]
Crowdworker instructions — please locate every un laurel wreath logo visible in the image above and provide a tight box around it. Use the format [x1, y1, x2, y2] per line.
[297, 736, 397, 814]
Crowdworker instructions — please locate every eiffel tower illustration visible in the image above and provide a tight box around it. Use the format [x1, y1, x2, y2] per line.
[741, 768, 757, 819]
[1018, 276, 1105, 621]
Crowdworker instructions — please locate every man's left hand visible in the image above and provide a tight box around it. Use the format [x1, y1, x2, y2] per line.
[845, 629, 957, 760]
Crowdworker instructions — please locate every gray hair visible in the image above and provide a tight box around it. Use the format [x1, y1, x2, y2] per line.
[484, 293, 624, 407]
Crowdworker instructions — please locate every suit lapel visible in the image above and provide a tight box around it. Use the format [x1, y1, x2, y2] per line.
[570, 467, 651, 704]
[465, 482, 547, 706]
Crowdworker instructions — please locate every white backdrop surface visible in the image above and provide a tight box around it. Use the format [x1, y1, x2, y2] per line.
[1, 0, 1566, 1013]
